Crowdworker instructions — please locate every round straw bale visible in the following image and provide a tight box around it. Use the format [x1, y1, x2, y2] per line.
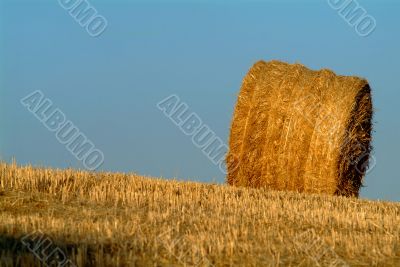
[226, 60, 373, 197]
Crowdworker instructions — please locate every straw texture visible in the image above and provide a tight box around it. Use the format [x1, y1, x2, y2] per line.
[226, 60, 373, 197]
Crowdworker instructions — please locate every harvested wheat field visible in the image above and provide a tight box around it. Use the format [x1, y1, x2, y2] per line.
[227, 60, 373, 197]
[0, 162, 399, 266]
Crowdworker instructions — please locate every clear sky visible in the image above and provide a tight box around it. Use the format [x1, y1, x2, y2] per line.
[1, 0, 399, 201]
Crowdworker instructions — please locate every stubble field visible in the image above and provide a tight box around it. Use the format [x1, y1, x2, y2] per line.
[0, 162, 399, 266]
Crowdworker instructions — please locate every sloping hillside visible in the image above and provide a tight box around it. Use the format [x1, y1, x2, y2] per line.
[0, 162, 399, 266]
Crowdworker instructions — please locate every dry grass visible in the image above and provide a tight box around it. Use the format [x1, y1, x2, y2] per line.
[0, 162, 399, 266]
[226, 60, 373, 197]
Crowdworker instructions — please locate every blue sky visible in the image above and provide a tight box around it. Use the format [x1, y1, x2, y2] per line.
[1, 0, 399, 201]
